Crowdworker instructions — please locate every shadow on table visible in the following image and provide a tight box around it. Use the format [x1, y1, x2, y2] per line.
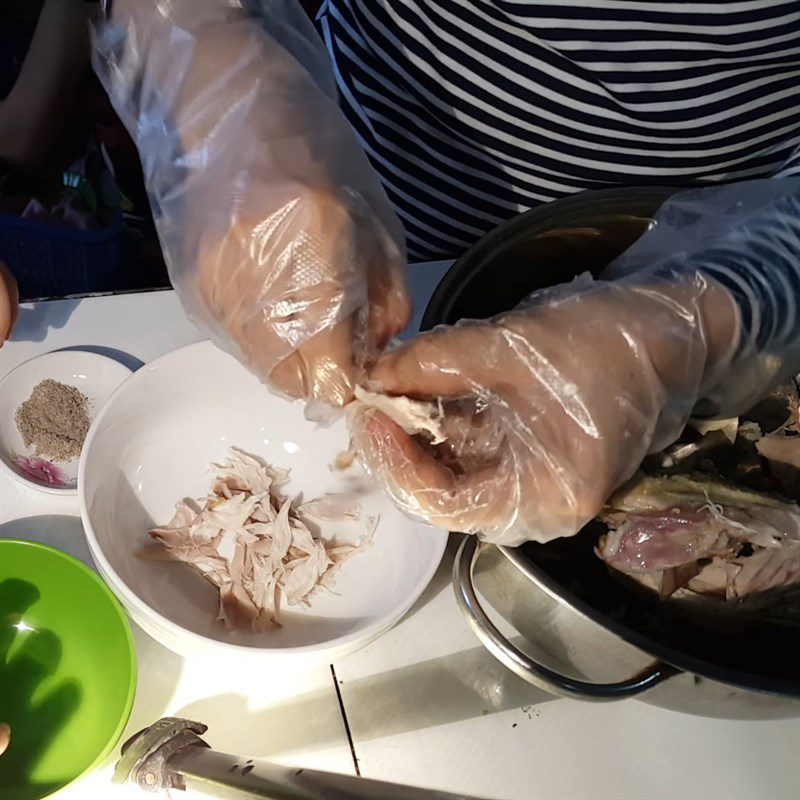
[55, 345, 144, 372]
[115, 624, 185, 759]
[175, 683, 348, 763]
[12, 300, 81, 344]
[174, 642, 552, 761]
[0, 516, 92, 568]
[332, 639, 555, 743]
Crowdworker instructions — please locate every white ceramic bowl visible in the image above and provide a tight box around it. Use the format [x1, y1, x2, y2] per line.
[0, 351, 133, 494]
[79, 341, 447, 663]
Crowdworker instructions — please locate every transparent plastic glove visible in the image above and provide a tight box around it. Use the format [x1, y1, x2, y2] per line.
[352, 176, 800, 545]
[349, 273, 739, 546]
[92, 0, 409, 406]
[605, 178, 800, 417]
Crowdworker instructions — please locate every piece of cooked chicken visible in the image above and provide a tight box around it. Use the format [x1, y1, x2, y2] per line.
[142, 449, 375, 631]
[353, 386, 446, 444]
[597, 473, 800, 602]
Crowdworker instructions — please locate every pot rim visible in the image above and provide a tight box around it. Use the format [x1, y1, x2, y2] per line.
[421, 185, 678, 333]
[493, 544, 800, 698]
[425, 186, 800, 701]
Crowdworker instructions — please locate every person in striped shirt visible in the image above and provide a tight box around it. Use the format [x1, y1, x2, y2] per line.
[95, 1, 800, 543]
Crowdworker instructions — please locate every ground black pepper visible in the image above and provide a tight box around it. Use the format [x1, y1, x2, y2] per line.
[15, 379, 90, 462]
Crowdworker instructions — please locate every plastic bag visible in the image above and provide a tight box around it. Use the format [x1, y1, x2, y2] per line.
[350, 176, 800, 546]
[92, 0, 409, 406]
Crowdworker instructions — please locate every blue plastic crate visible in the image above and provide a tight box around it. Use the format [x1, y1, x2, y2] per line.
[0, 211, 128, 299]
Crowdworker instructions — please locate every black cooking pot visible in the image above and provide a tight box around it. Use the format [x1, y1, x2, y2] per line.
[421, 187, 800, 717]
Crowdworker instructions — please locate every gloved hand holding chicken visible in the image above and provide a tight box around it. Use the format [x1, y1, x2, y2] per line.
[350, 178, 800, 549]
[93, 0, 409, 407]
[93, 0, 800, 561]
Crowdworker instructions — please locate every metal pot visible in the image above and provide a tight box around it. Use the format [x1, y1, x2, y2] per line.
[421, 188, 800, 719]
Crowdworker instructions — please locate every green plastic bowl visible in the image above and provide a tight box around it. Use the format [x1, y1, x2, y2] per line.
[0, 540, 136, 799]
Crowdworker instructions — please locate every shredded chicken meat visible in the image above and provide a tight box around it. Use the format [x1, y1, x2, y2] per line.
[353, 386, 447, 444]
[142, 450, 375, 631]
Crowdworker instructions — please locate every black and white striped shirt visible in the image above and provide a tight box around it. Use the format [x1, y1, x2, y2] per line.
[318, 0, 800, 361]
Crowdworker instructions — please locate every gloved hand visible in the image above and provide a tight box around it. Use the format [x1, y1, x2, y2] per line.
[349, 273, 740, 545]
[93, 0, 409, 406]
[351, 176, 800, 546]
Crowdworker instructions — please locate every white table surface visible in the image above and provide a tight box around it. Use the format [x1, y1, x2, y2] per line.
[1, 263, 799, 800]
